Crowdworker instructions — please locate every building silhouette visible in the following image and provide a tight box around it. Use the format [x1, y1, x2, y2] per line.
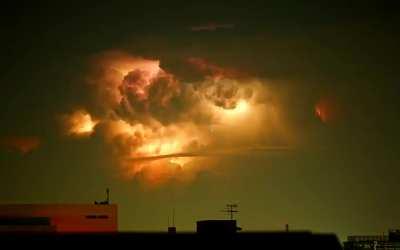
[196, 220, 241, 234]
[344, 229, 400, 250]
[0, 203, 117, 232]
[0, 201, 343, 249]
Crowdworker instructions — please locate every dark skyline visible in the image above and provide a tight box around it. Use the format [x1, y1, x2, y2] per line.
[0, 1, 399, 240]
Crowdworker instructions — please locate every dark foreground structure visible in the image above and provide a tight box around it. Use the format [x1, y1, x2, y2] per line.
[0, 204, 118, 232]
[0, 232, 342, 249]
[197, 220, 242, 234]
[344, 229, 400, 250]
[0, 204, 342, 249]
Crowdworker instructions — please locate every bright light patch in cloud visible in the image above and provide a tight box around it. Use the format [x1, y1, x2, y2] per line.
[62, 109, 99, 137]
[217, 99, 250, 121]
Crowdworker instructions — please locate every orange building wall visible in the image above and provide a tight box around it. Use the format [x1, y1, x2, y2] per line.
[0, 204, 118, 232]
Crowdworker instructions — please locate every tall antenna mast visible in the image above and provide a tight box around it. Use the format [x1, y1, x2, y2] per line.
[106, 188, 110, 204]
[167, 185, 177, 234]
[221, 204, 239, 220]
[172, 207, 175, 227]
[94, 188, 110, 205]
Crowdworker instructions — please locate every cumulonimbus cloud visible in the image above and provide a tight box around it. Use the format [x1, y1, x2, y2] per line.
[61, 50, 294, 185]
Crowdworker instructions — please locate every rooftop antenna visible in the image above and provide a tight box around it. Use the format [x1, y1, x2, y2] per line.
[167, 186, 176, 234]
[94, 188, 110, 205]
[221, 204, 239, 220]
[106, 188, 110, 204]
[168, 207, 177, 234]
[172, 207, 175, 227]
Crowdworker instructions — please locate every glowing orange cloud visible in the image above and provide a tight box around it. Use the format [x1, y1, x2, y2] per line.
[62, 109, 98, 137]
[214, 99, 250, 122]
[100, 119, 209, 184]
[315, 95, 342, 124]
[88, 50, 180, 111]
[60, 50, 292, 185]
[0, 136, 41, 154]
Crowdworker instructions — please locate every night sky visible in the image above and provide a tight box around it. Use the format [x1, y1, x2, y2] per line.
[0, 1, 399, 240]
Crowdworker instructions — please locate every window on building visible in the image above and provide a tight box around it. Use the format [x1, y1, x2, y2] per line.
[85, 215, 109, 219]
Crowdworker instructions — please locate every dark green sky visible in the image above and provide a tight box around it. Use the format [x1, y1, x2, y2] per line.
[0, 1, 399, 240]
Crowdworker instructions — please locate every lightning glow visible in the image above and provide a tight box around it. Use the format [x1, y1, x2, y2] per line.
[62, 109, 99, 137]
[217, 99, 250, 121]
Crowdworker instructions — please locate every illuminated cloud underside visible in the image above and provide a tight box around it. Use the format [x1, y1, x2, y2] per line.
[62, 109, 99, 137]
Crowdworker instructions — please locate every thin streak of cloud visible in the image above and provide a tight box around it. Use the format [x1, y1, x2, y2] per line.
[127, 146, 292, 162]
[190, 23, 235, 32]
